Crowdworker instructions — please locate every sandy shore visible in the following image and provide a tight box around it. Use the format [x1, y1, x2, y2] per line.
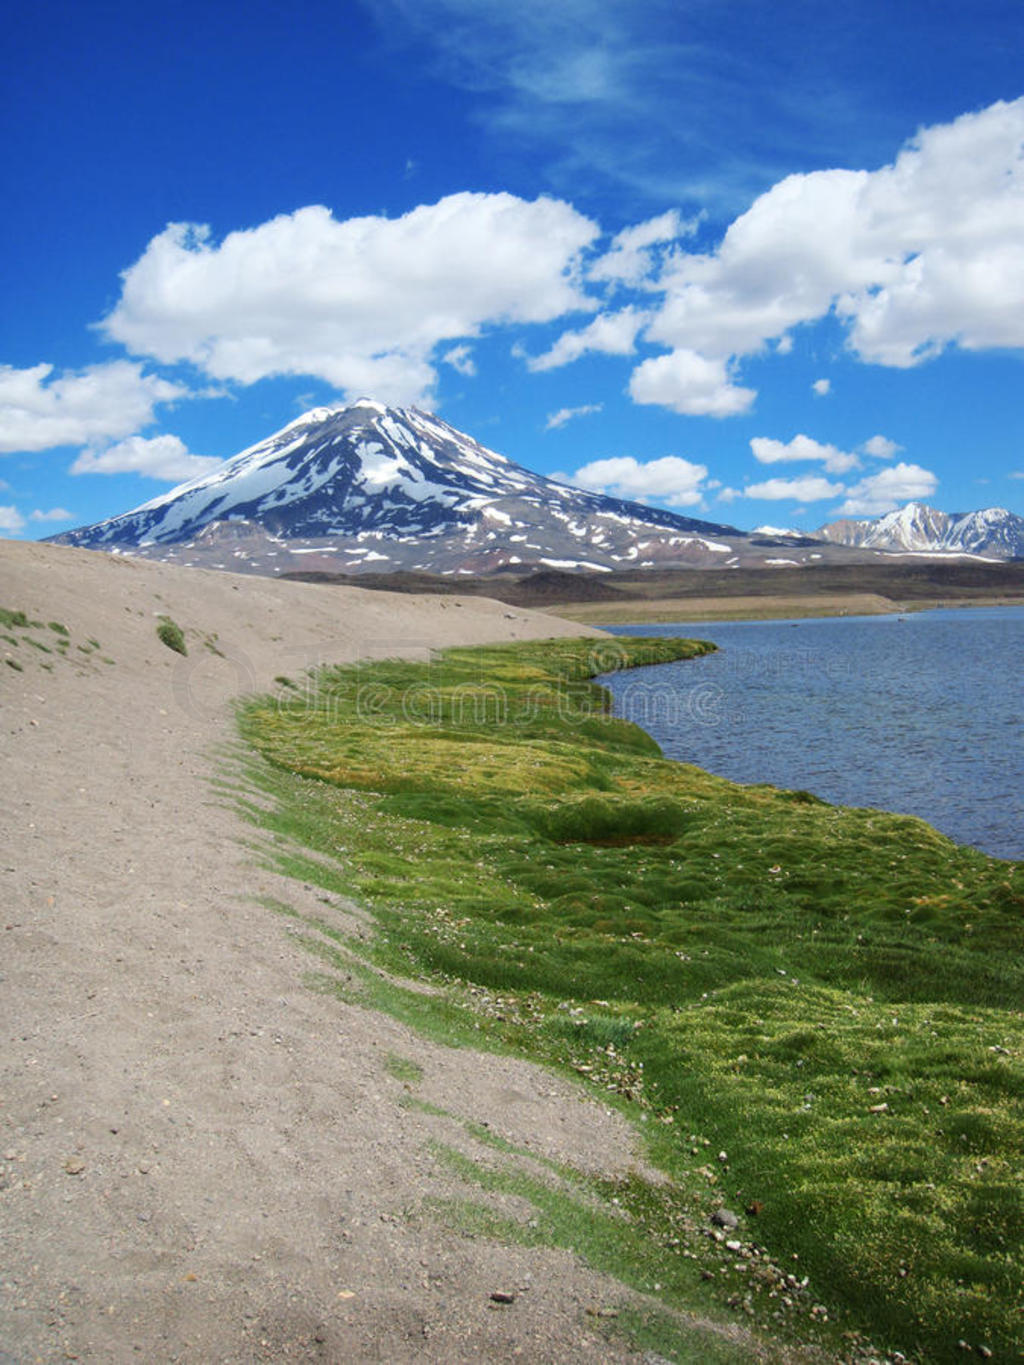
[3, 541, 756, 1363]
[551, 591, 1024, 625]
[550, 592, 907, 624]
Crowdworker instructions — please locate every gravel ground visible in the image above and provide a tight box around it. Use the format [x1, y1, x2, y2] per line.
[1, 542, 785, 1363]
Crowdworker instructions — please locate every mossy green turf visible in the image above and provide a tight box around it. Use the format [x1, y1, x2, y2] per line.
[238, 638, 1023, 1361]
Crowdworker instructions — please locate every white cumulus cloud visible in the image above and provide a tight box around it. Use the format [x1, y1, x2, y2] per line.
[102, 194, 599, 406]
[750, 434, 860, 475]
[0, 361, 186, 454]
[29, 507, 74, 522]
[629, 349, 755, 417]
[0, 505, 25, 532]
[528, 306, 647, 371]
[742, 475, 845, 502]
[71, 434, 223, 481]
[569, 453, 709, 507]
[629, 98, 1024, 415]
[545, 403, 603, 430]
[837, 462, 938, 515]
[812, 378, 831, 396]
[862, 434, 902, 459]
[588, 210, 697, 286]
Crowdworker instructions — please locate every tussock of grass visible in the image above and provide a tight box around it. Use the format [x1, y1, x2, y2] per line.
[237, 637, 1023, 1361]
[0, 607, 41, 630]
[385, 1052, 424, 1084]
[1, 606, 107, 672]
[156, 615, 188, 656]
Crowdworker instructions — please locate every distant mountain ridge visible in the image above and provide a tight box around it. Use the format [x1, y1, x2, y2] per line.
[50, 403, 1023, 573]
[816, 502, 1024, 559]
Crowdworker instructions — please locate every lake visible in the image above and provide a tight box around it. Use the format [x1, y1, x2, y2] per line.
[601, 606, 1023, 861]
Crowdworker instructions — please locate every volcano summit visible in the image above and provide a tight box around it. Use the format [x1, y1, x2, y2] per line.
[52, 400, 751, 575]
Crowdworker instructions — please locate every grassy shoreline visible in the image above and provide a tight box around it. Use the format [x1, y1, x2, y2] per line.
[236, 636, 1023, 1362]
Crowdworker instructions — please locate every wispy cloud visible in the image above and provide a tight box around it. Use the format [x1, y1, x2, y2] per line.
[443, 344, 477, 377]
[545, 402, 602, 430]
[360, 1, 925, 214]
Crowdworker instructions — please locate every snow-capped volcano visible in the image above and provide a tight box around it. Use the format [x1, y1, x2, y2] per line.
[816, 502, 1024, 559]
[51, 400, 751, 574]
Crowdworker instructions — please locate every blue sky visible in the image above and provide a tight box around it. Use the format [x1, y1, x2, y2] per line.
[2, 0, 1023, 540]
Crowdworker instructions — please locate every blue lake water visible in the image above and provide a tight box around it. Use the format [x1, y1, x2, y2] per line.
[601, 606, 1023, 861]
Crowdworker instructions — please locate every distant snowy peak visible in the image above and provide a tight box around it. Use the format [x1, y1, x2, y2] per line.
[817, 502, 1024, 559]
[52, 399, 749, 574]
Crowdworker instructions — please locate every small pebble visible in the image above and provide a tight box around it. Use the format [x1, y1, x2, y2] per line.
[711, 1208, 739, 1229]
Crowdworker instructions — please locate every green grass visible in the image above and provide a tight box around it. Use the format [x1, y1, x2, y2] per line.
[384, 1052, 425, 1084]
[156, 615, 188, 656]
[236, 637, 1023, 1362]
[0, 607, 41, 630]
[421, 1143, 768, 1364]
[1, 607, 106, 671]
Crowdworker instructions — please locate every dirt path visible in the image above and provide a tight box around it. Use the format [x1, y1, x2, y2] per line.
[2, 542, 761, 1363]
